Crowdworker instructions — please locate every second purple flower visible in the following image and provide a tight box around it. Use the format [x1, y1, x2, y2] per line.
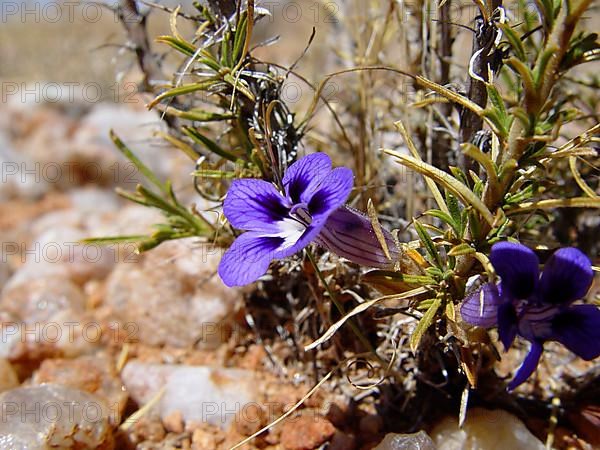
[461, 242, 600, 390]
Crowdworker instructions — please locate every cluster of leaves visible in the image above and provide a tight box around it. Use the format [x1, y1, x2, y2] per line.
[373, 0, 600, 388]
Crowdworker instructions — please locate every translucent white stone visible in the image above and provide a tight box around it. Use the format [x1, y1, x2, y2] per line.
[0, 384, 114, 449]
[121, 362, 258, 428]
[430, 408, 545, 450]
[374, 431, 436, 450]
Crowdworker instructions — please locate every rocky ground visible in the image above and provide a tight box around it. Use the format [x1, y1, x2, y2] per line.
[0, 99, 595, 450]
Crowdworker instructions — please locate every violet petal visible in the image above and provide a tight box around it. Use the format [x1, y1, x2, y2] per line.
[507, 340, 543, 391]
[282, 152, 332, 204]
[551, 304, 600, 360]
[460, 283, 502, 328]
[273, 223, 324, 260]
[218, 232, 283, 287]
[223, 179, 289, 233]
[307, 167, 354, 221]
[490, 242, 540, 299]
[538, 247, 593, 305]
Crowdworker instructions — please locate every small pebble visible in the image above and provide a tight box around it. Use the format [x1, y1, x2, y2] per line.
[163, 410, 184, 434]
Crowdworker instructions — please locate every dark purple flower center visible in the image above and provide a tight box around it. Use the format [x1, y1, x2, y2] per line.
[263, 193, 293, 223]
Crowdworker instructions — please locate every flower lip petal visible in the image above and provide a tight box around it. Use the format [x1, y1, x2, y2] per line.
[490, 242, 539, 300]
[218, 232, 283, 287]
[273, 222, 323, 260]
[551, 304, 600, 360]
[507, 340, 543, 391]
[307, 167, 354, 220]
[518, 304, 559, 341]
[283, 153, 332, 204]
[538, 247, 593, 305]
[223, 179, 289, 233]
[460, 282, 502, 328]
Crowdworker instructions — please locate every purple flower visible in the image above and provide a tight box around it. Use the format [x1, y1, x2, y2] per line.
[218, 153, 399, 287]
[461, 242, 600, 390]
[218, 153, 353, 287]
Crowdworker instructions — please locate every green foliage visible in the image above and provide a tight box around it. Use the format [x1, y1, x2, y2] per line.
[85, 131, 215, 252]
[104, 0, 600, 393]
[410, 297, 442, 352]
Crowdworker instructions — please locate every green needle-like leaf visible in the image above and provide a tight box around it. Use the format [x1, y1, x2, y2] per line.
[410, 297, 442, 352]
[384, 150, 495, 226]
